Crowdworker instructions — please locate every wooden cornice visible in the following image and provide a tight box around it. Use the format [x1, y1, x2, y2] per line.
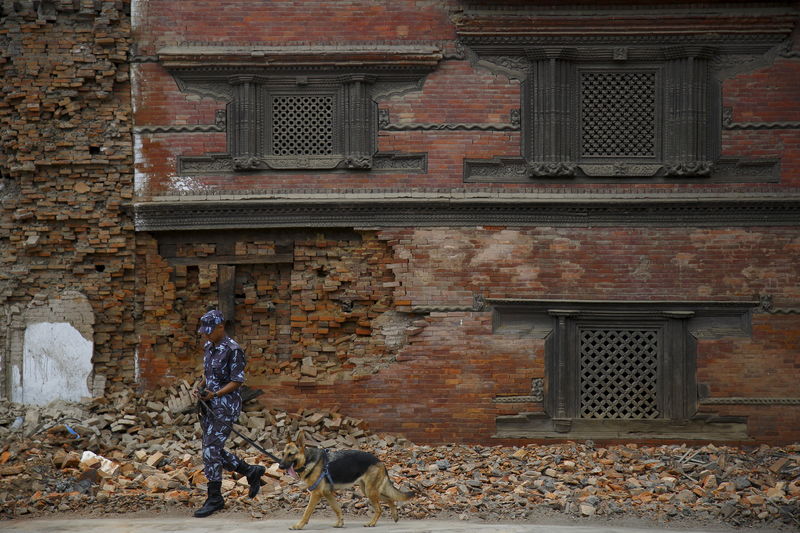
[454, 4, 796, 52]
[157, 45, 443, 71]
[133, 192, 800, 232]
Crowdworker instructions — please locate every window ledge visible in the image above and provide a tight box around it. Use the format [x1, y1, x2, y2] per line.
[495, 412, 750, 441]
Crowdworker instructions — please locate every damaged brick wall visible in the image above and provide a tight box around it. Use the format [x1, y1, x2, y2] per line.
[212, 225, 799, 444]
[128, 0, 800, 445]
[134, 230, 416, 389]
[0, 0, 136, 394]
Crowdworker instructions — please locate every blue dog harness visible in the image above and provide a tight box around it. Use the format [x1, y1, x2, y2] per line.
[307, 449, 334, 492]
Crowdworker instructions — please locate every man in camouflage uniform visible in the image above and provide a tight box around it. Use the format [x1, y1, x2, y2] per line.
[193, 309, 265, 518]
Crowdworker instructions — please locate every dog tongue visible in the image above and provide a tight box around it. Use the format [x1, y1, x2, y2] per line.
[288, 466, 298, 479]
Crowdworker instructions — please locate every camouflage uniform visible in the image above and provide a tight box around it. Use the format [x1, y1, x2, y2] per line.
[201, 335, 246, 482]
[193, 309, 265, 518]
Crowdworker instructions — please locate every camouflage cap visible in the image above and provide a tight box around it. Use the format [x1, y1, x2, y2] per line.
[197, 309, 225, 334]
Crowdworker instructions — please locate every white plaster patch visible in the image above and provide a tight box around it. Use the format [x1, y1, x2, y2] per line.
[134, 347, 140, 384]
[374, 311, 414, 350]
[133, 134, 145, 195]
[169, 174, 209, 194]
[131, 0, 149, 32]
[471, 230, 523, 265]
[20, 322, 93, 405]
[130, 63, 140, 115]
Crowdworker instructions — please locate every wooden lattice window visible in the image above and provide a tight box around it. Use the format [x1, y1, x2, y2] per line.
[227, 77, 377, 170]
[542, 310, 695, 425]
[522, 48, 717, 178]
[580, 71, 658, 160]
[490, 299, 759, 437]
[271, 95, 336, 156]
[579, 328, 660, 419]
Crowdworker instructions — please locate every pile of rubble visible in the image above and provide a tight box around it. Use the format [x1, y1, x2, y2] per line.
[1, 383, 798, 530]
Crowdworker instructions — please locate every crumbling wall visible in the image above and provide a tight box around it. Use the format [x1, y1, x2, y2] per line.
[0, 0, 136, 395]
[134, 230, 417, 388]
[134, 224, 800, 444]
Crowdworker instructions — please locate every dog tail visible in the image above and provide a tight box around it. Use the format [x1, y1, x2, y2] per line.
[383, 482, 414, 501]
[381, 469, 414, 501]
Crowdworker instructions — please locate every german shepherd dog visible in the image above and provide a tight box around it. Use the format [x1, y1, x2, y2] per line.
[279, 432, 414, 529]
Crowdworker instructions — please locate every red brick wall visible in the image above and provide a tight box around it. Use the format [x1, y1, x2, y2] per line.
[130, 1, 800, 444]
[132, 0, 800, 193]
[723, 58, 800, 186]
[134, 225, 800, 444]
[267, 226, 799, 444]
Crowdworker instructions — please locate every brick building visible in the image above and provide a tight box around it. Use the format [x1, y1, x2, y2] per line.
[2, 1, 799, 444]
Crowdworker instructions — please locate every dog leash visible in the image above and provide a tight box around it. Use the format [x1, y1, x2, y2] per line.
[306, 448, 334, 492]
[198, 398, 282, 464]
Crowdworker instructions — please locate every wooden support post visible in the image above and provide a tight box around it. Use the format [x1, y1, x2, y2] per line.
[219, 265, 236, 334]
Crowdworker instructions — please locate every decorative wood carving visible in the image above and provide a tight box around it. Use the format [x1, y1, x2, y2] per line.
[156, 45, 442, 173]
[134, 194, 800, 232]
[455, 5, 793, 183]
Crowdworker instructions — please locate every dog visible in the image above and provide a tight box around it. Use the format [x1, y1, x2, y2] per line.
[279, 431, 414, 529]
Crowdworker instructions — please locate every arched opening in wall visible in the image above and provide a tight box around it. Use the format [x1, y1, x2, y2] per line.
[5, 292, 95, 404]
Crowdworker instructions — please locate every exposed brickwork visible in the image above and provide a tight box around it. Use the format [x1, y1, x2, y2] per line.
[264, 226, 799, 444]
[0, 1, 136, 384]
[128, 1, 800, 444]
[3, 1, 798, 446]
[134, 224, 800, 444]
[134, 231, 412, 388]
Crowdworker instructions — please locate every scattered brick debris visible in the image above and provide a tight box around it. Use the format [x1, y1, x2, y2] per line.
[0, 384, 798, 530]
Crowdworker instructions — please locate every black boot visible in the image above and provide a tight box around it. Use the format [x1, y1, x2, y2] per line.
[236, 462, 266, 498]
[194, 480, 224, 518]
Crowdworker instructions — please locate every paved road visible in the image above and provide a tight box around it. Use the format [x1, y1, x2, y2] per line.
[1, 516, 786, 533]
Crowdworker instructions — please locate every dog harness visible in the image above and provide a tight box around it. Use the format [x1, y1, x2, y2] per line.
[307, 449, 334, 492]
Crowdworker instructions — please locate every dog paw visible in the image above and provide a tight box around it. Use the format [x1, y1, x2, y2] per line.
[289, 524, 305, 530]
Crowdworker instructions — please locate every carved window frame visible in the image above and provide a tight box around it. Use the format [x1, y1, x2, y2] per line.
[489, 299, 758, 434]
[546, 312, 693, 425]
[523, 46, 719, 179]
[155, 45, 442, 174]
[458, 12, 791, 184]
[228, 75, 376, 171]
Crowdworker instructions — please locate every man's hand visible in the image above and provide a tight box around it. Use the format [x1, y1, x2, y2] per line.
[193, 387, 213, 401]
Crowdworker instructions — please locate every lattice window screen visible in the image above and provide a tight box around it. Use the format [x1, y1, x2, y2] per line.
[579, 328, 659, 419]
[272, 95, 335, 155]
[580, 71, 656, 158]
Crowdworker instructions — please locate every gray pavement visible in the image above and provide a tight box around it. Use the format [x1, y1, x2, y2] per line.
[0, 516, 787, 533]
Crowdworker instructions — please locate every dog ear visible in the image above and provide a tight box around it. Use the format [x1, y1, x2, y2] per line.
[295, 430, 305, 448]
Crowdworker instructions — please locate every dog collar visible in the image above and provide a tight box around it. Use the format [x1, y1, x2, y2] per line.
[307, 449, 334, 492]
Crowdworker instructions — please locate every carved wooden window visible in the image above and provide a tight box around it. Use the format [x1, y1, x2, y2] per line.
[579, 327, 660, 419]
[229, 76, 376, 171]
[270, 95, 335, 156]
[579, 70, 659, 161]
[545, 314, 686, 424]
[524, 47, 717, 179]
[458, 9, 790, 184]
[490, 299, 758, 437]
[156, 45, 442, 175]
